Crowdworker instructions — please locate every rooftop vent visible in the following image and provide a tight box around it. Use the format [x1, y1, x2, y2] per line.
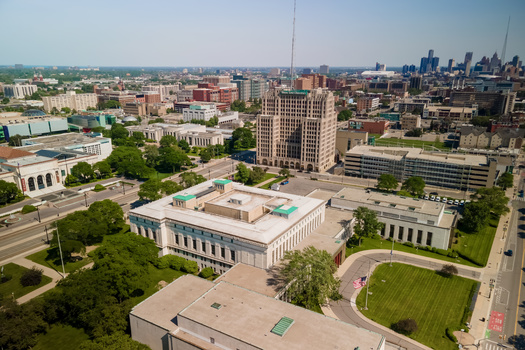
[211, 302, 222, 310]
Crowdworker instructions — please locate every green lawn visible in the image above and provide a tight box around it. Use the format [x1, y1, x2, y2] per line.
[26, 247, 92, 274]
[260, 176, 286, 189]
[374, 137, 450, 151]
[356, 263, 478, 350]
[452, 214, 499, 267]
[346, 236, 479, 268]
[34, 324, 89, 350]
[0, 263, 52, 299]
[146, 170, 174, 181]
[131, 265, 186, 305]
[248, 172, 278, 187]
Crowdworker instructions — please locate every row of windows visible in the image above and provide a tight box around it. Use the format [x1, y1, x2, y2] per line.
[382, 224, 433, 246]
[173, 233, 236, 262]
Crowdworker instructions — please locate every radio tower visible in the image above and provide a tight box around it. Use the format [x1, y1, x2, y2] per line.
[501, 16, 510, 65]
[290, 0, 296, 90]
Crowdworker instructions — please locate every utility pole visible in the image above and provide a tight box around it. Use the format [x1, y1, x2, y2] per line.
[84, 192, 88, 207]
[364, 259, 370, 310]
[36, 206, 41, 223]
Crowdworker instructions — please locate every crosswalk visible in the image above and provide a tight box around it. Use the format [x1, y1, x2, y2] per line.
[481, 342, 510, 350]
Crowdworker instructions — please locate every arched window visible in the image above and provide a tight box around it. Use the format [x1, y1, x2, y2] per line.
[28, 177, 36, 191]
[37, 175, 45, 189]
[46, 173, 53, 187]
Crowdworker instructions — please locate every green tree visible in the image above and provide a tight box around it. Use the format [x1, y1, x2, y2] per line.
[235, 163, 250, 184]
[79, 333, 151, 350]
[1, 97, 10, 104]
[0, 180, 22, 205]
[159, 135, 178, 148]
[110, 124, 129, 140]
[232, 127, 256, 149]
[353, 206, 384, 246]
[231, 99, 246, 112]
[148, 117, 164, 124]
[103, 100, 121, 109]
[131, 131, 145, 147]
[401, 176, 425, 197]
[178, 139, 191, 153]
[87, 200, 125, 235]
[143, 145, 159, 168]
[93, 161, 112, 178]
[138, 179, 183, 201]
[249, 166, 266, 184]
[460, 201, 490, 232]
[71, 162, 95, 183]
[393, 318, 418, 335]
[180, 171, 206, 188]
[205, 116, 219, 127]
[159, 146, 190, 172]
[471, 187, 509, 216]
[278, 246, 341, 310]
[440, 264, 458, 278]
[0, 299, 47, 350]
[199, 148, 212, 163]
[471, 116, 491, 127]
[279, 168, 290, 178]
[8, 134, 26, 146]
[497, 172, 513, 190]
[107, 147, 152, 179]
[337, 109, 353, 121]
[376, 174, 398, 192]
[61, 107, 71, 114]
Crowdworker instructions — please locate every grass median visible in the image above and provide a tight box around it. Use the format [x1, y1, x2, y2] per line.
[356, 263, 478, 350]
[0, 263, 52, 299]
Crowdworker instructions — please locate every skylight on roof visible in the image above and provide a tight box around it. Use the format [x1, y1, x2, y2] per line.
[211, 302, 222, 310]
[271, 316, 294, 337]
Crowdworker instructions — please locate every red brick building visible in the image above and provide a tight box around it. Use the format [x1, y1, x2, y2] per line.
[348, 119, 390, 135]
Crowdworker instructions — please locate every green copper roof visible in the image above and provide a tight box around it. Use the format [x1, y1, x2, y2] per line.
[214, 179, 232, 185]
[271, 316, 294, 336]
[273, 205, 298, 215]
[173, 194, 196, 201]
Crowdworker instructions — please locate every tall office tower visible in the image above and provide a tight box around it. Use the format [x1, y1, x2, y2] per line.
[448, 59, 455, 73]
[402, 65, 409, 74]
[376, 62, 381, 71]
[431, 57, 440, 72]
[464, 52, 473, 76]
[257, 89, 336, 172]
[409, 75, 422, 90]
[319, 65, 329, 74]
[409, 65, 416, 72]
[420, 49, 439, 73]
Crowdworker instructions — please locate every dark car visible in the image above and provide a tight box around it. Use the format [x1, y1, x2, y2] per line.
[506, 250, 513, 256]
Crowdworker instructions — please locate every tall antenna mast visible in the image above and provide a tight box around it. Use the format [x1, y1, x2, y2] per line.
[290, 0, 296, 89]
[501, 16, 510, 65]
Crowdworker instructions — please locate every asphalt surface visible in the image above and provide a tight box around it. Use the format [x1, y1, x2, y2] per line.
[330, 251, 481, 350]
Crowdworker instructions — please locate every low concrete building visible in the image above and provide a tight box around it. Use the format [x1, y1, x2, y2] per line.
[130, 274, 386, 350]
[335, 130, 368, 156]
[331, 187, 457, 250]
[182, 104, 217, 122]
[423, 106, 477, 121]
[345, 145, 498, 190]
[128, 179, 327, 273]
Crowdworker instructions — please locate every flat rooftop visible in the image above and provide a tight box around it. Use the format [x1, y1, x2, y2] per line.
[178, 280, 385, 350]
[130, 180, 325, 246]
[348, 145, 489, 166]
[214, 263, 282, 298]
[17, 133, 110, 151]
[334, 187, 444, 217]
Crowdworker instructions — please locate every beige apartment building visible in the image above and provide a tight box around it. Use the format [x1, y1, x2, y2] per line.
[423, 106, 477, 121]
[400, 113, 421, 130]
[459, 126, 525, 150]
[257, 89, 336, 172]
[42, 91, 98, 112]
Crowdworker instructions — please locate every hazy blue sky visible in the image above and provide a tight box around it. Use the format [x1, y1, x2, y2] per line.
[1, 0, 524, 68]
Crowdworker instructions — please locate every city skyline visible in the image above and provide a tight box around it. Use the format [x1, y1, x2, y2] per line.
[1, 0, 525, 68]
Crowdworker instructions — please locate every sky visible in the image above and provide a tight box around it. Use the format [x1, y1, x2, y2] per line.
[1, 0, 524, 68]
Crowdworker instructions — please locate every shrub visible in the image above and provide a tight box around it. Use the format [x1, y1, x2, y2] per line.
[445, 327, 458, 342]
[20, 266, 43, 287]
[21, 205, 37, 214]
[199, 267, 214, 279]
[154, 256, 171, 269]
[94, 184, 105, 192]
[182, 260, 199, 274]
[1, 274, 12, 283]
[168, 255, 186, 271]
[403, 242, 414, 248]
[436, 249, 448, 256]
[392, 318, 418, 335]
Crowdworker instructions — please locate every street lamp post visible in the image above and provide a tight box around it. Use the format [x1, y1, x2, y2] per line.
[84, 192, 88, 207]
[56, 224, 66, 278]
[36, 206, 41, 223]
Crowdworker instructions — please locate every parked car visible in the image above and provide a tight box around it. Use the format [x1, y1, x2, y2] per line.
[448, 200, 454, 205]
[281, 180, 289, 185]
[454, 200, 459, 205]
[436, 196, 441, 202]
[506, 250, 513, 257]
[459, 200, 465, 206]
[442, 197, 448, 203]
[424, 195, 429, 200]
[430, 195, 435, 201]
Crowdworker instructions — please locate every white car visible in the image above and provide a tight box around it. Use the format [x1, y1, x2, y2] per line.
[424, 195, 429, 200]
[442, 197, 448, 203]
[430, 195, 435, 201]
[454, 200, 459, 205]
[448, 200, 454, 205]
[436, 196, 441, 202]
[459, 200, 465, 206]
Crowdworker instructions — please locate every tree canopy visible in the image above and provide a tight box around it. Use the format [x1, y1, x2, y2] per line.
[234, 163, 250, 184]
[497, 172, 513, 190]
[470, 187, 509, 216]
[107, 147, 152, 179]
[460, 201, 491, 232]
[401, 176, 426, 197]
[231, 127, 256, 150]
[376, 174, 398, 192]
[337, 109, 353, 121]
[180, 171, 206, 189]
[353, 206, 384, 246]
[0, 180, 22, 205]
[278, 246, 341, 310]
[138, 179, 183, 201]
[71, 162, 95, 183]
